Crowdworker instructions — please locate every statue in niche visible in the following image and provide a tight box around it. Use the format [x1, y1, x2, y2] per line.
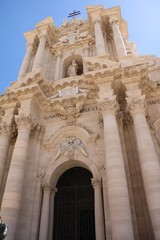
[67, 60, 78, 77]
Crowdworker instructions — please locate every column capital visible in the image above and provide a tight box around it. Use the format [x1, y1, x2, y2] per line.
[55, 50, 62, 57]
[91, 178, 101, 188]
[127, 96, 146, 116]
[109, 17, 119, 25]
[92, 16, 102, 25]
[98, 96, 119, 115]
[0, 122, 12, 135]
[15, 115, 37, 130]
[42, 183, 53, 192]
[38, 31, 47, 39]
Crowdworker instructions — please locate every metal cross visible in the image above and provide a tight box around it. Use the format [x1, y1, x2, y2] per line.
[68, 10, 81, 19]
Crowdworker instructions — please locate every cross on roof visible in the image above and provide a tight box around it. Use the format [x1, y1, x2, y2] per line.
[68, 10, 81, 19]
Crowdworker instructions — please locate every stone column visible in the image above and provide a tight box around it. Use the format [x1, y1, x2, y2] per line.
[92, 178, 105, 240]
[48, 188, 57, 240]
[1, 116, 35, 240]
[110, 18, 127, 58]
[0, 123, 11, 194]
[127, 97, 160, 239]
[54, 51, 62, 80]
[93, 18, 106, 56]
[18, 42, 33, 80]
[39, 184, 52, 240]
[32, 33, 47, 70]
[100, 97, 134, 240]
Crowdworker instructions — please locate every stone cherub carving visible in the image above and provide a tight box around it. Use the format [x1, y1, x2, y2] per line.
[67, 60, 78, 77]
[53, 100, 84, 120]
[55, 136, 88, 160]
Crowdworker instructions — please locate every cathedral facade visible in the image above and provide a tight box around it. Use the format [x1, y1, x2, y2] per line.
[0, 5, 160, 240]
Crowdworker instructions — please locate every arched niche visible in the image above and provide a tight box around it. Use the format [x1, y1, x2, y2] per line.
[62, 54, 83, 78]
[42, 125, 101, 187]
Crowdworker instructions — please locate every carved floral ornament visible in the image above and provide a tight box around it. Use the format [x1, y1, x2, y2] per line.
[127, 96, 146, 115]
[15, 115, 37, 130]
[0, 122, 12, 134]
[91, 178, 102, 188]
[42, 183, 57, 193]
[0, 121, 17, 138]
[98, 96, 119, 114]
[55, 136, 88, 160]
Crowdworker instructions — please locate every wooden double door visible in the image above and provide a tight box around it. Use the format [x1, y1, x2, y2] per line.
[53, 167, 95, 240]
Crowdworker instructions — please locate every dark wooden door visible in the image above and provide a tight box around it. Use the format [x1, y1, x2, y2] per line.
[53, 167, 95, 240]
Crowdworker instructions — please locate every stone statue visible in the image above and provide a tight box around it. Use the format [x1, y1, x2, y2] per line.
[67, 60, 78, 77]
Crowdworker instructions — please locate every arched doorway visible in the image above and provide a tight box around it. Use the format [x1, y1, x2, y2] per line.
[53, 167, 95, 240]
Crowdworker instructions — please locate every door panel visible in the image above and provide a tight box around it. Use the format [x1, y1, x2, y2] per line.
[53, 167, 95, 240]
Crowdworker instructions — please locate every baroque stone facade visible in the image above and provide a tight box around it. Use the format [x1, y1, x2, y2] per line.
[0, 5, 160, 240]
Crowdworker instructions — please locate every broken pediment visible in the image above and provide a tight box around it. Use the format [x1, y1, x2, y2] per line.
[84, 57, 120, 71]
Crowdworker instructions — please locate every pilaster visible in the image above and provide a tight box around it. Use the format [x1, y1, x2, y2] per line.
[127, 96, 160, 239]
[109, 17, 127, 58]
[92, 178, 105, 240]
[93, 17, 106, 56]
[1, 115, 37, 240]
[99, 97, 134, 240]
[39, 184, 54, 240]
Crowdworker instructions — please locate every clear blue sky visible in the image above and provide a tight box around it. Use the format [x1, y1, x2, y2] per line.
[1, 0, 160, 94]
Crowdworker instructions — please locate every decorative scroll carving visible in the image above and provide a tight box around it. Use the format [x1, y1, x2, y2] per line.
[55, 136, 88, 160]
[38, 169, 46, 178]
[127, 96, 146, 116]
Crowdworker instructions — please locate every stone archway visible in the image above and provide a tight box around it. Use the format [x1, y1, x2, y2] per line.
[53, 167, 95, 240]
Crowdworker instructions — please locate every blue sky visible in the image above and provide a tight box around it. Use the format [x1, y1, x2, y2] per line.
[1, 0, 160, 94]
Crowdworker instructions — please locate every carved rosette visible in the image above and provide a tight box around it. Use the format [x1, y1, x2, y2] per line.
[91, 178, 102, 188]
[15, 115, 37, 131]
[127, 96, 146, 116]
[98, 97, 119, 115]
